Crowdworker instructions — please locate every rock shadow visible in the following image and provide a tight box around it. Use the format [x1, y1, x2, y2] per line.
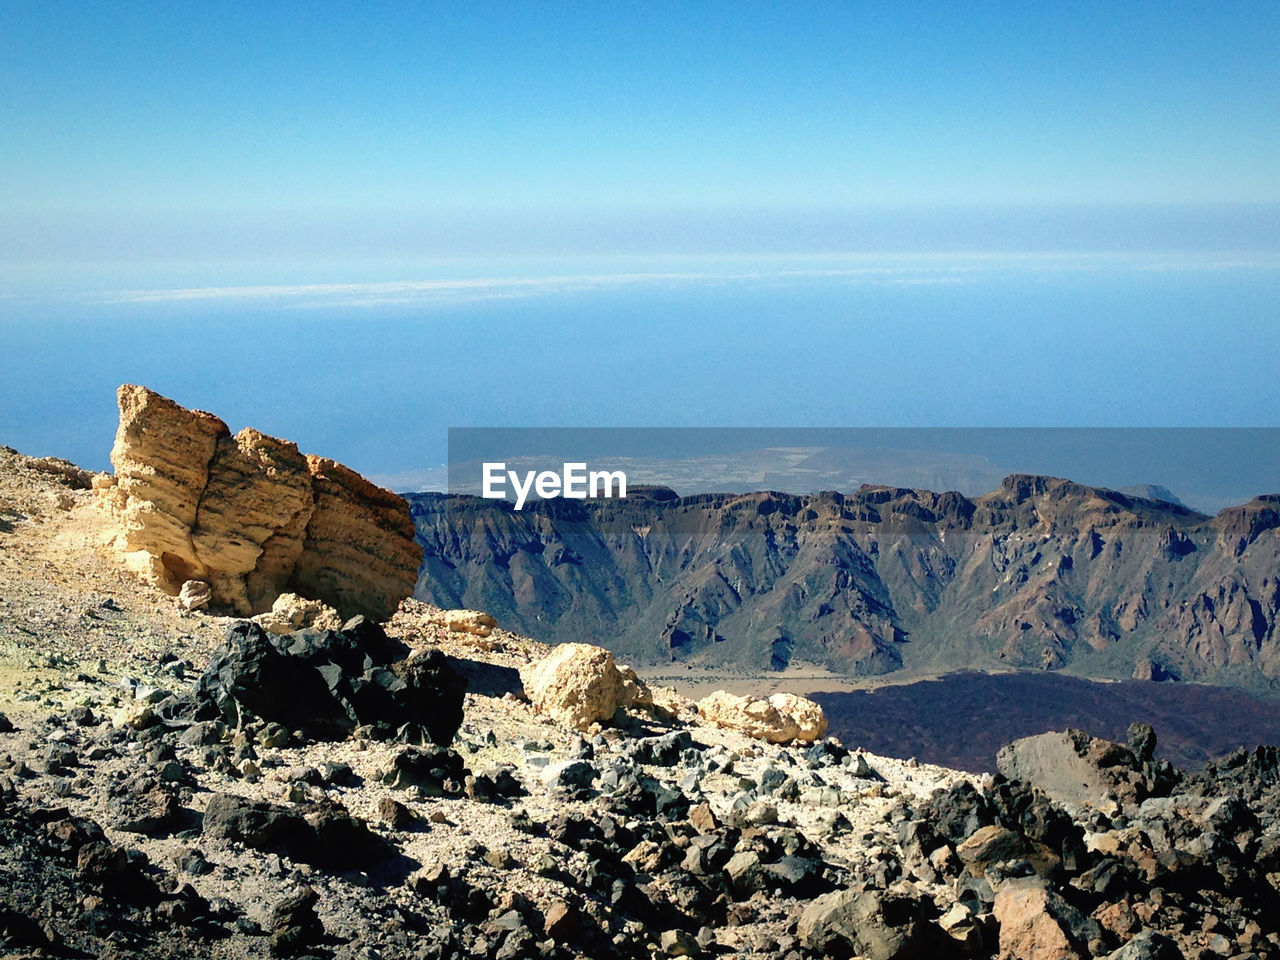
[443, 655, 523, 699]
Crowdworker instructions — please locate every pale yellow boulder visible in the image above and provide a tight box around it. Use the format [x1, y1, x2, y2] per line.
[112, 701, 154, 730]
[253, 592, 343, 635]
[519, 643, 644, 731]
[696, 690, 828, 744]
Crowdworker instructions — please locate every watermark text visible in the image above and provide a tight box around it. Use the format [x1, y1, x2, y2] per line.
[482, 462, 627, 510]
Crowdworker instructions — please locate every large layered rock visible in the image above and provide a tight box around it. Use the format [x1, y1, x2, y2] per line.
[98, 385, 229, 586]
[97, 385, 420, 619]
[696, 690, 828, 744]
[292, 455, 422, 622]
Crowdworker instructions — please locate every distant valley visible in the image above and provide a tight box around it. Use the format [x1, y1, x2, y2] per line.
[811, 672, 1280, 773]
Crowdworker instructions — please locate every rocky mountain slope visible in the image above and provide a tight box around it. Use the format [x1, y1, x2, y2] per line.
[408, 477, 1280, 694]
[3, 443, 1280, 959]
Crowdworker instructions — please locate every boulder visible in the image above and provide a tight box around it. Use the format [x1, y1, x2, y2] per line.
[253, 592, 343, 635]
[176, 580, 211, 612]
[202, 793, 307, 850]
[202, 794, 389, 870]
[444, 609, 497, 637]
[956, 825, 1033, 879]
[268, 886, 324, 957]
[695, 690, 828, 744]
[992, 878, 1088, 960]
[996, 729, 1148, 808]
[519, 643, 642, 731]
[196, 620, 465, 744]
[797, 889, 940, 959]
[380, 745, 468, 795]
[97, 384, 420, 620]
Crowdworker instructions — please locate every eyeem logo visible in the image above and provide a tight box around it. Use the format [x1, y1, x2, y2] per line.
[482, 462, 627, 510]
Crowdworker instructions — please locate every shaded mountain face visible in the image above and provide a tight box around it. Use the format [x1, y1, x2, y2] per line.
[407, 476, 1280, 694]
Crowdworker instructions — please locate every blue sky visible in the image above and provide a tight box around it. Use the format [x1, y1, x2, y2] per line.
[3, 3, 1280, 479]
[3, 1, 1280, 270]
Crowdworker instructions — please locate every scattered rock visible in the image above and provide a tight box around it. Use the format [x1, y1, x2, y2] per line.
[253, 592, 343, 635]
[380, 745, 468, 796]
[956, 824, 1033, 879]
[798, 889, 939, 959]
[992, 877, 1089, 960]
[542, 898, 578, 940]
[176, 579, 211, 612]
[696, 690, 828, 744]
[660, 927, 701, 956]
[268, 886, 324, 956]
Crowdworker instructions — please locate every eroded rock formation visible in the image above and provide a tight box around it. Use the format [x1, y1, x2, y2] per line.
[96, 385, 420, 619]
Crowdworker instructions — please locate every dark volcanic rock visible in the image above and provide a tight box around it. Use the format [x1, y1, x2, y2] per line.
[203, 793, 309, 849]
[203, 792, 390, 869]
[196, 620, 465, 744]
[797, 888, 942, 959]
[381, 745, 468, 795]
[111, 775, 187, 836]
[300, 798, 394, 870]
[268, 886, 324, 957]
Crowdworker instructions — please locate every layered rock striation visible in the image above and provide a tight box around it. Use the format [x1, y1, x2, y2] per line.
[96, 385, 419, 619]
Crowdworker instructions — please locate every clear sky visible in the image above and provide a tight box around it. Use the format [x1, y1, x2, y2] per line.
[4, 1, 1280, 269]
[3, 3, 1280, 480]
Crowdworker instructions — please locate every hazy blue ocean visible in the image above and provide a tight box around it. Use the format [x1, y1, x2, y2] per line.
[3, 256, 1278, 480]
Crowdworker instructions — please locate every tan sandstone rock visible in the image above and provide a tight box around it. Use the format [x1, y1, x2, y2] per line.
[444, 609, 497, 637]
[993, 878, 1083, 960]
[100, 384, 230, 586]
[695, 690, 829, 744]
[291, 455, 421, 622]
[191, 428, 315, 613]
[98, 384, 421, 620]
[177, 580, 212, 612]
[253, 592, 343, 635]
[519, 643, 643, 731]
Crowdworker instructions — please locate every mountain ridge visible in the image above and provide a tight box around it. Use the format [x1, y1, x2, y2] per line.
[408, 472, 1280, 696]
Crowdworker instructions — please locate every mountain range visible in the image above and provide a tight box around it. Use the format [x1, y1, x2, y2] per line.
[408, 475, 1280, 697]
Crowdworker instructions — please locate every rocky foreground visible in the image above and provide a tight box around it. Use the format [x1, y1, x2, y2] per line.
[3, 444, 1280, 959]
[2, 605, 1279, 960]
